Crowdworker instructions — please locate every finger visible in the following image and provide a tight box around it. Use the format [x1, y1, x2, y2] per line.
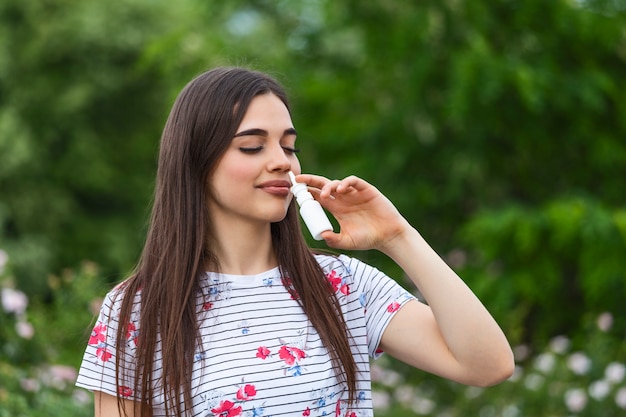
[336, 175, 371, 192]
[319, 230, 345, 248]
[306, 186, 336, 204]
[319, 179, 343, 199]
[294, 173, 331, 190]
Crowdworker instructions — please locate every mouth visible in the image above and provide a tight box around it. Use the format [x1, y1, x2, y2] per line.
[257, 180, 292, 196]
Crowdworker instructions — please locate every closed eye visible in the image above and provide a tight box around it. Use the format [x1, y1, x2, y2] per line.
[239, 146, 263, 154]
[282, 146, 301, 155]
[238, 146, 301, 155]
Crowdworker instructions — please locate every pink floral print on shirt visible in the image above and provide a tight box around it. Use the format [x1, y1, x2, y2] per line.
[326, 270, 350, 295]
[89, 322, 112, 362]
[88, 319, 138, 363]
[387, 301, 400, 313]
[206, 382, 257, 417]
[256, 346, 271, 360]
[278, 345, 306, 366]
[211, 400, 242, 417]
[255, 344, 308, 376]
[89, 323, 107, 345]
[236, 384, 257, 401]
[118, 385, 133, 397]
[279, 345, 307, 376]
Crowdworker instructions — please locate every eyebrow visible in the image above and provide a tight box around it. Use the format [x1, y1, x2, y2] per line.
[233, 127, 298, 138]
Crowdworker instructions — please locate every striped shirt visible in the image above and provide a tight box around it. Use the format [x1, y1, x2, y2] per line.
[76, 254, 415, 416]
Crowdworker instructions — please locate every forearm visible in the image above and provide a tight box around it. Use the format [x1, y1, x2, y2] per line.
[380, 226, 514, 382]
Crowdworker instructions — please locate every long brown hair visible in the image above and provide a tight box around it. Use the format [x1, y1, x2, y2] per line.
[114, 67, 357, 416]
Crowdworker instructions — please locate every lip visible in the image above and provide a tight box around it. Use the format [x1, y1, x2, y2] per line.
[256, 179, 292, 196]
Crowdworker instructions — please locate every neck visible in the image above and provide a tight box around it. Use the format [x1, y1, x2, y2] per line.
[207, 219, 277, 275]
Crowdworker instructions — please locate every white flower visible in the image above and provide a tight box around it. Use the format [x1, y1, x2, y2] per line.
[534, 352, 556, 373]
[1, 287, 28, 315]
[371, 390, 390, 410]
[370, 363, 401, 386]
[605, 362, 626, 384]
[615, 387, 626, 409]
[411, 397, 435, 415]
[394, 385, 414, 406]
[549, 335, 570, 354]
[502, 405, 520, 417]
[568, 352, 592, 375]
[508, 365, 524, 382]
[524, 373, 544, 391]
[465, 386, 484, 399]
[565, 388, 588, 412]
[597, 312, 613, 332]
[589, 380, 611, 400]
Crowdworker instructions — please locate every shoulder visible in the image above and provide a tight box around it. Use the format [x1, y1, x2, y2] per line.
[314, 253, 384, 279]
[313, 253, 387, 295]
[313, 253, 362, 278]
[97, 280, 142, 324]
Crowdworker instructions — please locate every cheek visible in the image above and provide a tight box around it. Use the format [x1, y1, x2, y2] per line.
[215, 154, 258, 182]
[223, 164, 257, 182]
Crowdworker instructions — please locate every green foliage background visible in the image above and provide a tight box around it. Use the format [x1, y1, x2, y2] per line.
[1, 0, 625, 415]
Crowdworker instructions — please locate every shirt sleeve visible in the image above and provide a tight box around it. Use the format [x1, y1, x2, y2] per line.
[340, 255, 416, 359]
[75, 286, 141, 399]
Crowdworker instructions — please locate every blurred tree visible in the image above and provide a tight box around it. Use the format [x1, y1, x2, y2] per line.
[212, 0, 626, 345]
[0, 0, 189, 294]
[1, 0, 625, 349]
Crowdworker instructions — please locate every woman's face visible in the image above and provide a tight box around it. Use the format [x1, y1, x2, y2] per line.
[207, 93, 301, 229]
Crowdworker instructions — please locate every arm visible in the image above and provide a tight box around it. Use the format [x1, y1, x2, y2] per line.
[94, 391, 138, 417]
[297, 174, 515, 387]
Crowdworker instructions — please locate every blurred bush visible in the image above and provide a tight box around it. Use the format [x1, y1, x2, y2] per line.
[1, 252, 97, 416]
[460, 197, 626, 344]
[373, 311, 626, 416]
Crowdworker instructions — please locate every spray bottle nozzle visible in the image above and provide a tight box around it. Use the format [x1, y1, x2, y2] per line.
[288, 171, 333, 240]
[288, 172, 312, 205]
[288, 171, 298, 187]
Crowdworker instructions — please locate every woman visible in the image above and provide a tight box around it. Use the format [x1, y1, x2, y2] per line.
[76, 67, 514, 417]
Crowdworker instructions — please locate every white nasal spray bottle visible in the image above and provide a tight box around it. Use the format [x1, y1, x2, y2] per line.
[288, 171, 333, 240]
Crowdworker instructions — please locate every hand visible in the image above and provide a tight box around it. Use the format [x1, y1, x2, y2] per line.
[295, 174, 412, 251]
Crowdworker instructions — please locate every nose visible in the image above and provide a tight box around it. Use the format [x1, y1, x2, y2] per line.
[267, 143, 293, 172]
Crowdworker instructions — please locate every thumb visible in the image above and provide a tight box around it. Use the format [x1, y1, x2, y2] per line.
[319, 230, 344, 248]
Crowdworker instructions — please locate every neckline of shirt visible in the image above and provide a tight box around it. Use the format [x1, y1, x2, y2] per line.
[202, 266, 281, 286]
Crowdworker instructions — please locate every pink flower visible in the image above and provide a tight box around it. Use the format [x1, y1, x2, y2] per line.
[387, 302, 400, 313]
[126, 322, 137, 340]
[96, 347, 112, 362]
[89, 323, 107, 345]
[303, 407, 311, 416]
[326, 271, 342, 292]
[236, 384, 257, 400]
[281, 276, 300, 300]
[339, 283, 350, 295]
[1, 288, 28, 315]
[279, 346, 306, 366]
[16, 320, 34, 339]
[211, 400, 242, 417]
[203, 302, 213, 311]
[256, 346, 271, 360]
[118, 386, 133, 397]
